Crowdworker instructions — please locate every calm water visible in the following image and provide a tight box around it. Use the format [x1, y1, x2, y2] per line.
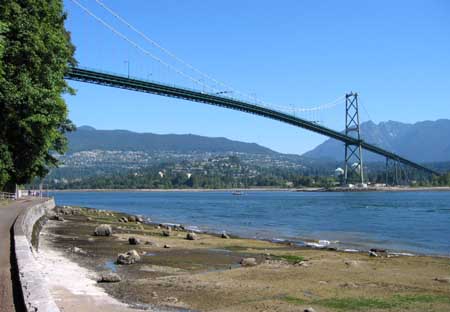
[50, 191, 450, 256]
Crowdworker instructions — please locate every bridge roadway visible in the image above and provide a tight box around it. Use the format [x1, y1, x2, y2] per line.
[65, 67, 439, 176]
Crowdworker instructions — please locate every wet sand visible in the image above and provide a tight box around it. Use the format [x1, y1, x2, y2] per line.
[37, 207, 450, 312]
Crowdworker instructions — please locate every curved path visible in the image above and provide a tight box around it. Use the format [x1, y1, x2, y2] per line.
[0, 198, 44, 312]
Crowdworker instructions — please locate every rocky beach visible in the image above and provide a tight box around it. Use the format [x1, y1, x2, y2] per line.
[36, 205, 450, 312]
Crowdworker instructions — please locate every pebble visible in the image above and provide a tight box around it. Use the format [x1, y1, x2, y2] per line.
[128, 237, 141, 245]
[240, 258, 257, 267]
[164, 297, 178, 303]
[434, 277, 450, 284]
[369, 251, 378, 257]
[98, 272, 121, 283]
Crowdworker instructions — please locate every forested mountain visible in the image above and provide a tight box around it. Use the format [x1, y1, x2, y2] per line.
[68, 126, 277, 155]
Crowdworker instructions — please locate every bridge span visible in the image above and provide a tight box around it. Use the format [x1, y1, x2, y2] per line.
[65, 67, 439, 176]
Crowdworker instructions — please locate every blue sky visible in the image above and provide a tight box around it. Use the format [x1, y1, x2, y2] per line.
[63, 0, 450, 154]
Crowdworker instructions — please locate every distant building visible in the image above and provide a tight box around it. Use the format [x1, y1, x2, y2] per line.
[335, 167, 344, 177]
[158, 171, 164, 178]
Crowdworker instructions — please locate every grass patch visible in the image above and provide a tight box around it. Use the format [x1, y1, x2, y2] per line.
[316, 297, 395, 310]
[284, 296, 307, 305]
[283, 294, 450, 310]
[223, 245, 249, 251]
[272, 254, 305, 264]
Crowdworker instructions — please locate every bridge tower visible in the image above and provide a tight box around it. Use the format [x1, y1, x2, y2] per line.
[344, 92, 364, 185]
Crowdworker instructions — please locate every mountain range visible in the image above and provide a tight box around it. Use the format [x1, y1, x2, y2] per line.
[303, 119, 450, 163]
[69, 119, 450, 163]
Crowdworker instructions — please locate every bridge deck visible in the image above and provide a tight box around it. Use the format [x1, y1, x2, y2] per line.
[65, 67, 439, 176]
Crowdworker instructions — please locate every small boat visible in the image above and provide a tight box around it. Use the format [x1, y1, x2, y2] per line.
[232, 191, 243, 196]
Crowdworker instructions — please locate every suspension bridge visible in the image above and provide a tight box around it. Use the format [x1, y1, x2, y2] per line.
[64, 0, 440, 184]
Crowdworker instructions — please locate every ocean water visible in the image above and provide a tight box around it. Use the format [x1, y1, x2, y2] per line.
[49, 191, 450, 256]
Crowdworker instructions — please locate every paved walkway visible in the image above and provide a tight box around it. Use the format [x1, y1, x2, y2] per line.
[0, 198, 41, 312]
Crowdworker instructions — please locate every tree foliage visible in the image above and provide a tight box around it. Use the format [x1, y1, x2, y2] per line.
[0, 0, 76, 191]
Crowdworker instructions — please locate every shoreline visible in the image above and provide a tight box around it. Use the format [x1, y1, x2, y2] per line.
[38, 206, 450, 312]
[150, 215, 448, 258]
[47, 186, 450, 193]
[39, 207, 450, 312]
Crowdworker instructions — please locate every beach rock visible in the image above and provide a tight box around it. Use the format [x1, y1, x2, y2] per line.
[98, 272, 121, 283]
[128, 216, 137, 222]
[221, 233, 230, 239]
[128, 237, 141, 245]
[240, 258, 257, 267]
[162, 229, 171, 237]
[52, 215, 64, 221]
[344, 260, 361, 267]
[434, 277, 450, 284]
[186, 232, 198, 240]
[57, 206, 81, 216]
[304, 308, 316, 312]
[340, 282, 358, 288]
[117, 250, 141, 265]
[119, 217, 128, 223]
[297, 261, 310, 267]
[94, 224, 112, 236]
[164, 244, 171, 248]
[86, 217, 93, 221]
[369, 251, 378, 257]
[136, 216, 144, 223]
[370, 248, 386, 253]
[164, 297, 178, 304]
[70, 247, 87, 255]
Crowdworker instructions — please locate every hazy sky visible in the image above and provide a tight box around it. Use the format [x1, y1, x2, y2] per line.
[63, 0, 450, 155]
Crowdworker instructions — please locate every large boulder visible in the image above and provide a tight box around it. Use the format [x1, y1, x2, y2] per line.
[128, 215, 137, 222]
[186, 232, 198, 240]
[117, 250, 141, 265]
[94, 224, 112, 236]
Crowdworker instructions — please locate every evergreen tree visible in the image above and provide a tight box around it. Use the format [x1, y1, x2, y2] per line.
[0, 0, 76, 191]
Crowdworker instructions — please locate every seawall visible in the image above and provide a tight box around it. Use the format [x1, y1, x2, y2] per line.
[12, 197, 60, 312]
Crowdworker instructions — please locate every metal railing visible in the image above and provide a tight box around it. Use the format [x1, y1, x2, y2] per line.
[0, 192, 16, 200]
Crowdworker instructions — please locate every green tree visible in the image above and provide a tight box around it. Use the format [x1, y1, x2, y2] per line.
[0, 0, 76, 191]
[0, 21, 12, 188]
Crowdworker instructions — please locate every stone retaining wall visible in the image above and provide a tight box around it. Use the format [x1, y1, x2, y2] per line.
[13, 198, 60, 312]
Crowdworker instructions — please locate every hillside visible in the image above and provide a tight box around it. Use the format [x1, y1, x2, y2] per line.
[67, 126, 277, 155]
[303, 119, 450, 163]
